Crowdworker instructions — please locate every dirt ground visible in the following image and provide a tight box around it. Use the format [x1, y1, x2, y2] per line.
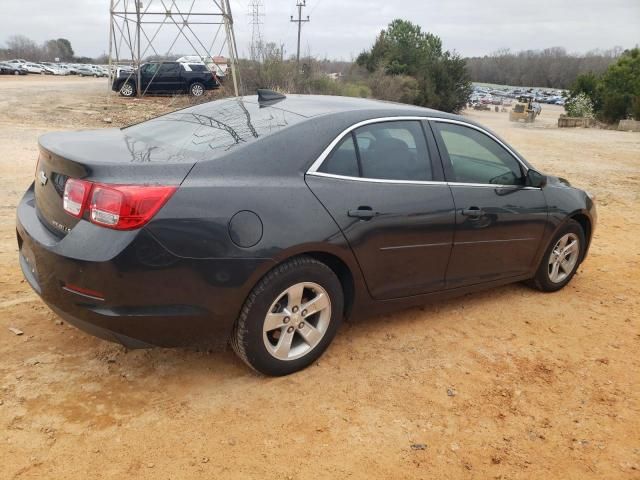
[1, 75, 638, 479]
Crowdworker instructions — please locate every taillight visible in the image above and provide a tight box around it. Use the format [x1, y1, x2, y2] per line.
[63, 179, 176, 230]
[63, 179, 92, 217]
[89, 184, 176, 230]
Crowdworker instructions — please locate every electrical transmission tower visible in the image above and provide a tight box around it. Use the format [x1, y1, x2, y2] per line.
[290, 0, 309, 65]
[108, 0, 242, 97]
[248, 0, 264, 62]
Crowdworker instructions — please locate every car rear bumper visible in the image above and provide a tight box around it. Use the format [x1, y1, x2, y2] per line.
[16, 185, 273, 349]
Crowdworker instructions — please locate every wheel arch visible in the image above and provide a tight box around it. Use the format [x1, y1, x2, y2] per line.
[244, 247, 360, 321]
[569, 212, 592, 261]
[303, 251, 356, 319]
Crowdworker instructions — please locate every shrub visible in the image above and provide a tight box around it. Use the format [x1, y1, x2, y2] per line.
[367, 68, 419, 104]
[564, 93, 594, 118]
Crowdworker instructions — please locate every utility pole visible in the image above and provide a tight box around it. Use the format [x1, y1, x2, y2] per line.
[290, 0, 309, 65]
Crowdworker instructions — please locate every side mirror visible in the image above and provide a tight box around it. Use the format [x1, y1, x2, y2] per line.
[526, 169, 547, 188]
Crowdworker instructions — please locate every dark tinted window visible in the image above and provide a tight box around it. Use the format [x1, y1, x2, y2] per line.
[318, 134, 359, 177]
[158, 63, 179, 74]
[125, 98, 304, 154]
[433, 122, 524, 185]
[355, 121, 432, 181]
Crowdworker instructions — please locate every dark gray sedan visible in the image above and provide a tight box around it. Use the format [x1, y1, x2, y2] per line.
[16, 92, 596, 375]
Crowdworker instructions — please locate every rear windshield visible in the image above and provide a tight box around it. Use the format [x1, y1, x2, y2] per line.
[124, 98, 305, 154]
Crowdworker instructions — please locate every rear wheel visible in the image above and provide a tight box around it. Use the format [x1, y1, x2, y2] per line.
[231, 256, 344, 376]
[527, 219, 585, 292]
[189, 82, 205, 97]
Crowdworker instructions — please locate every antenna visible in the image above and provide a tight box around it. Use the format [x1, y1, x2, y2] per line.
[108, 0, 242, 97]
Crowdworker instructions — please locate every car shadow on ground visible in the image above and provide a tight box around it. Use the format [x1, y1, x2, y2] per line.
[88, 281, 534, 381]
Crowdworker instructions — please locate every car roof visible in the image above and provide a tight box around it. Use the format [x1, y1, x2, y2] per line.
[239, 94, 463, 122]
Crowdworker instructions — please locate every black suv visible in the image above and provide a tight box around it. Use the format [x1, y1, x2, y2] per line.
[112, 62, 219, 97]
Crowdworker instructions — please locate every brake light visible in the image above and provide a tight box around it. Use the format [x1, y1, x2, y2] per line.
[63, 179, 92, 217]
[62, 179, 176, 230]
[89, 184, 176, 230]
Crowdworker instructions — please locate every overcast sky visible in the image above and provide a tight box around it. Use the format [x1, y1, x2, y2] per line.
[1, 0, 638, 59]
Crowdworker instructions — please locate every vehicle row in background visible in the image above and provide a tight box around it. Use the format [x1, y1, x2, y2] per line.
[0, 58, 109, 76]
[471, 84, 567, 106]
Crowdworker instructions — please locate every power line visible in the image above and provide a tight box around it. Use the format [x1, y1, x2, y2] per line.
[290, 0, 310, 65]
[308, 0, 325, 16]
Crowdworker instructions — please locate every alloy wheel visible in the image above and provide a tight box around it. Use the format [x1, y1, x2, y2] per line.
[191, 84, 204, 96]
[262, 282, 331, 361]
[548, 233, 579, 283]
[120, 83, 134, 96]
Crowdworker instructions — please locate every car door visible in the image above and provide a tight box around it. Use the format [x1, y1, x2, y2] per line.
[140, 63, 160, 92]
[429, 120, 547, 288]
[155, 63, 182, 92]
[306, 119, 456, 300]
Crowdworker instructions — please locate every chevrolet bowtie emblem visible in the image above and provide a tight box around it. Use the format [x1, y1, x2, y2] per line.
[38, 170, 48, 186]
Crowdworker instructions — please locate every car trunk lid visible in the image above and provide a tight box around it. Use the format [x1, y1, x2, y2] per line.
[35, 128, 196, 237]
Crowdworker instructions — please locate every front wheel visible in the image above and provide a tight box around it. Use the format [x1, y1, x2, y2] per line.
[231, 256, 344, 376]
[189, 81, 205, 97]
[119, 82, 135, 97]
[527, 219, 585, 292]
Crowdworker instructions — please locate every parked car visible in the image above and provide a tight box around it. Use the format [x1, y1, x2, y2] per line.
[76, 65, 99, 77]
[16, 92, 596, 376]
[112, 61, 219, 97]
[89, 65, 108, 77]
[65, 64, 82, 75]
[6, 58, 27, 66]
[0, 62, 28, 75]
[23, 63, 45, 74]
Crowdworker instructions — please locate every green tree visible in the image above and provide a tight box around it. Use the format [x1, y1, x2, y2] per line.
[44, 38, 74, 61]
[357, 19, 471, 113]
[598, 48, 640, 122]
[55, 38, 74, 60]
[569, 72, 602, 111]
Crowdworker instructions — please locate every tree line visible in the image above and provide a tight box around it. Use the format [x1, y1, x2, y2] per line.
[465, 47, 625, 89]
[0, 34, 100, 63]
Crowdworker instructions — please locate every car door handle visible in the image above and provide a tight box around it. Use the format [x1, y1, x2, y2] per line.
[348, 207, 379, 220]
[461, 207, 484, 217]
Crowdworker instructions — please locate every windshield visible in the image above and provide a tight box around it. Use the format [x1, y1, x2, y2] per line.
[124, 98, 304, 154]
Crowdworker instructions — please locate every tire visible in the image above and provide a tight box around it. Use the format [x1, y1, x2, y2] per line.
[189, 81, 205, 97]
[231, 256, 344, 376]
[527, 219, 586, 292]
[119, 81, 135, 97]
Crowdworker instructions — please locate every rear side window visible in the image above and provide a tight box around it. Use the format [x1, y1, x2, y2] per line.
[355, 121, 431, 181]
[158, 63, 179, 74]
[319, 120, 433, 181]
[318, 135, 359, 177]
[188, 64, 208, 72]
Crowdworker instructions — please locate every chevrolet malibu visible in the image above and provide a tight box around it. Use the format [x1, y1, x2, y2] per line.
[16, 91, 596, 375]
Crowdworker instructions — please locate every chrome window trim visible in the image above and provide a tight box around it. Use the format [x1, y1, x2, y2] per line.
[306, 171, 540, 190]
[305, 116, 533, 187]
